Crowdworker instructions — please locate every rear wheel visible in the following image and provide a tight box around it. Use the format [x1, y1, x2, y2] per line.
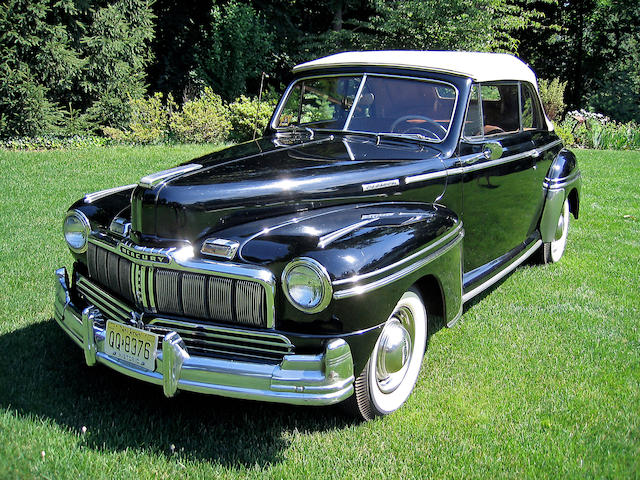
[345, 288, 427, 420]
[541, 198, 570, 264]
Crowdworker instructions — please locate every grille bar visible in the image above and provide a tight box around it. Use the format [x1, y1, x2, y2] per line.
[149, 319, 293, 363]
[77, 276, 130, 322]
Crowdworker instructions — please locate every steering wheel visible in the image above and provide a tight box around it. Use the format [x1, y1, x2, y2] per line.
[390, 115, 448, 141]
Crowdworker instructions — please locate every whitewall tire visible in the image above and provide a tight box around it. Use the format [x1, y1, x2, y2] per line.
[346, 288, 427, 420]
[542, 198, 570, 264]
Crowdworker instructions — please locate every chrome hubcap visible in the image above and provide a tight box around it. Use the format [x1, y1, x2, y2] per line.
[376, 309, 414, 393]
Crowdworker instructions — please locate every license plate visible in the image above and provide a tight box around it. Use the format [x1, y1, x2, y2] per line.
[105, 321, 158, 371]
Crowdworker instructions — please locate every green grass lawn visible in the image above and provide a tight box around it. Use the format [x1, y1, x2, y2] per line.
[0, 146, 638, 479]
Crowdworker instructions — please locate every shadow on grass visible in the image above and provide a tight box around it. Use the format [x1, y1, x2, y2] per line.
[0, 320, 355, 467]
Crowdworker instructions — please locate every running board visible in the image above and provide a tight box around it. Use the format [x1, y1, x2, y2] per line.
[462, 239, 542, 303]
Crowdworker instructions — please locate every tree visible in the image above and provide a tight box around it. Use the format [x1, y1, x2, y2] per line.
[81, 0, 155, 128]
[194, 1, 274, 101]
[0, 0, 82, 136]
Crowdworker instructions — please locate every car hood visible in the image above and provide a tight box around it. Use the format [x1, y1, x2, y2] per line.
[130, 134, 448, 244]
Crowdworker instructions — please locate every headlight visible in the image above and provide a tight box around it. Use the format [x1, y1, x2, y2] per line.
[63, 210, 90, 253]
[282, 257, 332, 313]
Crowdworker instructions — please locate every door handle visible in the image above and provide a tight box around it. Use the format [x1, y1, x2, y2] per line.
[483, 141, 503, 160]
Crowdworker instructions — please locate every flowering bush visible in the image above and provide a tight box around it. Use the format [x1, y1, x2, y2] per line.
[555, 110, 640, 150]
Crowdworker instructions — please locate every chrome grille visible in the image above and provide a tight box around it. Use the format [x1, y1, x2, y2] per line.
[181, 272, 208, 319]
[208, 277, 233, 321]
[148, 319, 293, 363]
[86, 242, 268, 328]
[154, 269, 181, 314]
[75, 276, 290, 363]
[236, 280, 266, 327]
[87, 243, 133, 303]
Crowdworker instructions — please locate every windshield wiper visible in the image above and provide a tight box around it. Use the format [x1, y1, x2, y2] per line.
[314, 129, 438, 146]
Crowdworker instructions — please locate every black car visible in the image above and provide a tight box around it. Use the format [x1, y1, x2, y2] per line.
[54, 51, 581, 419]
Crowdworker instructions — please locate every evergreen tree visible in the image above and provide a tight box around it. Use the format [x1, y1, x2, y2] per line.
[81, 0, 155, 128]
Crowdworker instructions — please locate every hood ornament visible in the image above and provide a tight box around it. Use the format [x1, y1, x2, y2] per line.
[139, 164, 202, 189]
[201, 238, 240, 260]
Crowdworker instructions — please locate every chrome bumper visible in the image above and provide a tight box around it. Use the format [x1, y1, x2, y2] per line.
[54, 268, 355, 405]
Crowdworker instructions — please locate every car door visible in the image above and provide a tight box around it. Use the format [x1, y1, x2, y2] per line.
[456, 82, 542, 285]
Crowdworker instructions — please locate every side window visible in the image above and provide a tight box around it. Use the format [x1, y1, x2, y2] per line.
[481, 84, 520, 135]
[521, 83, 543, 130]
[463, 85, 482, 137]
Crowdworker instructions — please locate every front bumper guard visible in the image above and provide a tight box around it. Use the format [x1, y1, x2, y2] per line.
[54, 268, 354, 405]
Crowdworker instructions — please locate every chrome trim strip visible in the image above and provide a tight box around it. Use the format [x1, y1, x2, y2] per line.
[406, 139, 562, 184]
[333, 222, 463, 287]
[333, 228, 463, 299]
[463, 149, 532, 173]
[139, 164, 202, 189]
[318, 218, 377, 248]
[543, 169, 581, 189]
[446, 302, 464, 328]
[84, 184, 136, 203]
[238, 205, 361, 260]
[537, 138, 563, 153]
[462, 239, 542, 302]
[405, 170, 448, 185]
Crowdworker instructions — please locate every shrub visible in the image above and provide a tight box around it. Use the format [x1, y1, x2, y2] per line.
[553, 122, 575, 147]
[127, 93, 176, 144]
[169, 87, 231, 143]
[538, 78, 566, 121]
[103, 93, 174, 144]
[227, 95, 278, 142]
[556, 110, 640, 150]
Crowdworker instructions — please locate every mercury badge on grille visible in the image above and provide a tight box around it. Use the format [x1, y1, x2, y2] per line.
[119, 243, 171, 264]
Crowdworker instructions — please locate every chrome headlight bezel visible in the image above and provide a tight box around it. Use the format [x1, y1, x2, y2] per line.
[281, 257, 333, 314]
[63, 209, 90, 253]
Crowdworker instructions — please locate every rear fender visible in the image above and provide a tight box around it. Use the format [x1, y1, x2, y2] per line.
[540, 149, 581, 242]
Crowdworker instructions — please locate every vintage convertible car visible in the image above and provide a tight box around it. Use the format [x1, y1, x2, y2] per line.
[54, 51, 581, 419]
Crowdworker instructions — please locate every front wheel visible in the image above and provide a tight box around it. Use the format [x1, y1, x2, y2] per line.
[345, 288, 427, 420]
[541, 198, 570, 264]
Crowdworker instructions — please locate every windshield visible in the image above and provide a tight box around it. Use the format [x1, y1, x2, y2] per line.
[274, 74, 457, 142]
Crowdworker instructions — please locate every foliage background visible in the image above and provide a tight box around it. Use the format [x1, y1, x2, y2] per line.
[0, 0, 638, 138]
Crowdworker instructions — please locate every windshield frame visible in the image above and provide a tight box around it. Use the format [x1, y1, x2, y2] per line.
[271, 73, 459, 144]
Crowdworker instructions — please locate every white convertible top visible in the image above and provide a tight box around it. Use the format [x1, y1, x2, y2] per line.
[293, 51, 539, 87]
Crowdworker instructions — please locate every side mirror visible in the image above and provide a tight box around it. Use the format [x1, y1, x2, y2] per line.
[483, 141, 503, 160]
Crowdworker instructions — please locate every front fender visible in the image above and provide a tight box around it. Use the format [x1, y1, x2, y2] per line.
[230, 202, 463, 335]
